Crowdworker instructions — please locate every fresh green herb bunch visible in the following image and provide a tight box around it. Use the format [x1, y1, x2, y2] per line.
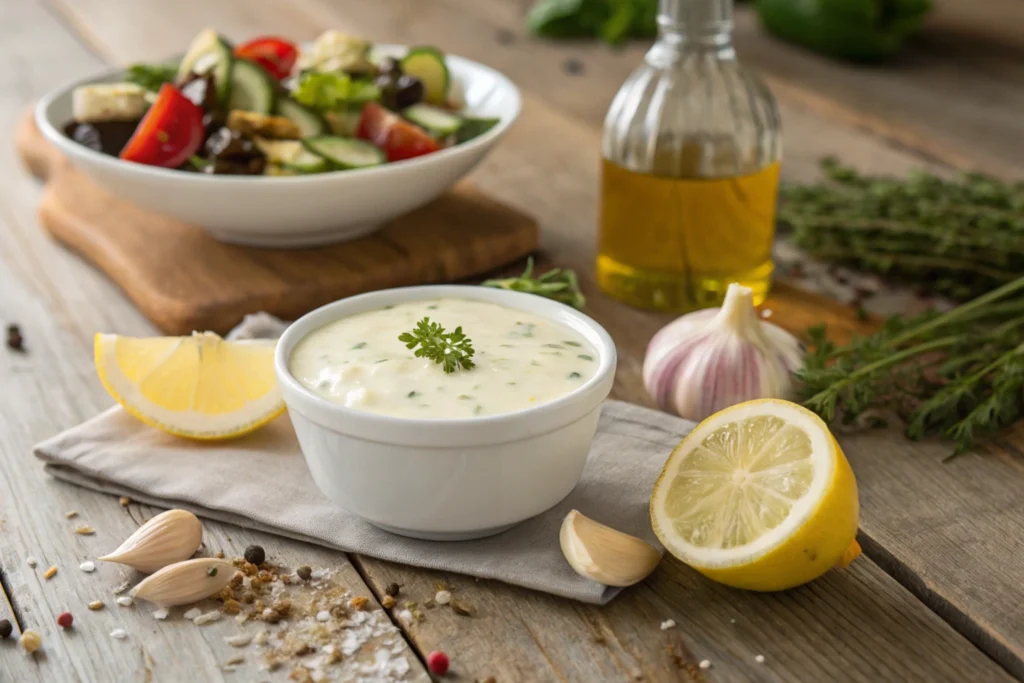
[399, 317, 476, 374]
[482, 257, 586, 310]
[798, 276, 1024, 458]
[780, 158, 1024, 301]
[125, 63, 178, 92]
[526, 0, 658, 45]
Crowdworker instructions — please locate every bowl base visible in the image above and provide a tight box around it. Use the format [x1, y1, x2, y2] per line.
[205, 221, 382, 248]
[370, 521, 517, 541]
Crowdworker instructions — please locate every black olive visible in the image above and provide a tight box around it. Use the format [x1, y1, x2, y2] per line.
[393, 75, 425, 109]
[203, 127, 259, 160]
[179, 72, 218, 111]
[376, 57, 402, 77]
[63, 120, 141, 156]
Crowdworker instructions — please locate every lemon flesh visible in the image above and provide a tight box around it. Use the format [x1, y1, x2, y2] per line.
[95, 332, 284, 440]
[650, 399, 859, 591]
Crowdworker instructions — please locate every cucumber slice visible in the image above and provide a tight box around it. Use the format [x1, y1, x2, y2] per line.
[177, 28, 233, 105]
[400, 47, 450, 106]
[402, 103, 462, 137]
[254, 139, 329, 173]
[324, 108, 362, 137]
[229, 59, 276, 114]
[284, 147, 330, 173]
[276, 98, 327, 138]
[303, 136, 385, 170]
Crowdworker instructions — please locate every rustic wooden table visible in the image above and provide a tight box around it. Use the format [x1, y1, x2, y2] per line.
[3, 1, 1024, 681]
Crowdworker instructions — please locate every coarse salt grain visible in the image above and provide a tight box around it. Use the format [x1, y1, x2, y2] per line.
[699, 660, 711, 670]
[79, 561, 96, 573]
[116, 597, 133, 607]
[110, 629, 128, 640]
[434, 590, 451, 605]
[660, 619, 676, 630]
[755, 655, 765, 664]
[193, 611, 221, 625]
[317, 610, 331, 622]
[397, 609, 413, 625]
[311, 568, 328, 581]
[152, 608, 169, 620]
[26, 556, 37, 567]
[225, 633, 253, 648]
[183, 608, 202, 620]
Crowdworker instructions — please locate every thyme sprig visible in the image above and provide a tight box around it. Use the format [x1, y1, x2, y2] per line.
[780, 158, 1024, 301]
[482, 258, 586, 310]
[399, 317, 475, 374]
[798, 275, 1024, 458]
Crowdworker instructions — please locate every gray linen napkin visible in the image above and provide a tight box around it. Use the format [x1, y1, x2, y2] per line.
[33, 316, 696, 604]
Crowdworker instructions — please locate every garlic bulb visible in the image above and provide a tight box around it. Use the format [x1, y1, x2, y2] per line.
[643, 283, 804, 422]
[559, 510, 662, 587]
[131, 558, 236, 606]
[99, 509, 203, 573]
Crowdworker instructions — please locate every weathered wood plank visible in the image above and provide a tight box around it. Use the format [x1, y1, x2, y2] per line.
[0, 2, 428, 681]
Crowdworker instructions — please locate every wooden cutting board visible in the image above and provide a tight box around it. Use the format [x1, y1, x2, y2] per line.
[15, 112, 538, 335]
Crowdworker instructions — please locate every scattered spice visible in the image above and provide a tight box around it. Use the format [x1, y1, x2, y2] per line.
[6, 324, 25, 352]
[19, 630, 42, 653]
[74, 525, 96, 535]
[296, 565, 312, 581]
[88, 600, 105, 611]
[43, 566, 58, 580]
[384, 582, 400, 598]
[244, 545, 266, 566]
[562, 57, 585, 75]
[0, 619, 12, 639]
[350, 596, 369, 611]
[65, 511, 79, 519]
[451, 599, 474, 617]
[25, 557, 37, 568]
[152, 608, 169, 620]
[427, 650, 450, 675]
[434, 590, 451, 606]
[110, 629, 128, 640]
[207, 567, 219, 577]
[57, 611, 74, 628]
[225, 633, 253, 648]
[194, 610, 222, 625]
[660, 619, 676, 630]
[79, 560, 96, 573]
[381, 595, 396, 609]
[119, 496, 131, 507]
[224, 654, 245, 666]
[755, 654, 766, 664]
[116, 596, 133, 607]
[183, 607, 202, 620]
[699, 659, 712, 670]
[223, 599, 241, 615]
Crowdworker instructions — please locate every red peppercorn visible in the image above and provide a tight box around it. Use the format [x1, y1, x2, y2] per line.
[427, 650, 449, 675]
[57, 611, 73, 628]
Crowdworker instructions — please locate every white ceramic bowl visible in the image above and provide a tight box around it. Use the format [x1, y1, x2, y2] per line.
[274, 286, 617, 540]
[35, 45, 521, 248]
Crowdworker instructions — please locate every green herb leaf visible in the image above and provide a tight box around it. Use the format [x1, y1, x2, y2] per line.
[125, 63, 178, 92]
[482, 257, 586, 309]
[292, 72, 380, 111]
[398, 317, 476, 374]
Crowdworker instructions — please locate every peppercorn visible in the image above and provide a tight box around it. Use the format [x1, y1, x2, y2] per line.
[427, 650, 449, 675]
[57, 611, 73, 628]
[0, 618, 12, 638]
[384, 582, 400, 597]
[243, 544, 265, 566]
[5, 324, 24, 352]
[296, 565, 312, 581]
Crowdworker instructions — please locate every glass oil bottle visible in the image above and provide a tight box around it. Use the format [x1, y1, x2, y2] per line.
[597, 0, 782, 311]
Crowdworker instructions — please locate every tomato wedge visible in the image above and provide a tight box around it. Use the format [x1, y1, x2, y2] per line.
[234, 37, 298, 80]
[119, 84, 205, 168]
[356, 102, 441, 162]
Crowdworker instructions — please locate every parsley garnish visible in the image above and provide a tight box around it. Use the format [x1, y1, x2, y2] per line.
[399, 317, 476, 374]
[482, 257, 586, 310]
[125, 63, 178, 92]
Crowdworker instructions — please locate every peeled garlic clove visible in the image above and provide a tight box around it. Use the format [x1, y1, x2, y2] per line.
[643, 283, 805, 422]
[99, 509, 203, 574]
[560, 510, 662, 587]
[131, 558, 236, 606]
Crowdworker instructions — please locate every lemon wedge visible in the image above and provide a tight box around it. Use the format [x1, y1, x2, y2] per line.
[650, 399, 860, 591]
[94, 332, 284, 440]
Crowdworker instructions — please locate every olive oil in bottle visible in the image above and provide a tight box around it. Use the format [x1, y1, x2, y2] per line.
[597, 0, 782, 311]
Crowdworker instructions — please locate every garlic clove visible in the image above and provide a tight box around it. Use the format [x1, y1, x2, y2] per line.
[130, 558, 237, 606]
[559, 510, 662, 587]
[98, 509, 203, 574]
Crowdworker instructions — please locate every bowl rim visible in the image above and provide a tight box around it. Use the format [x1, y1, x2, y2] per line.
[274, 285, 617, 447]
[35, 43, 522, 186]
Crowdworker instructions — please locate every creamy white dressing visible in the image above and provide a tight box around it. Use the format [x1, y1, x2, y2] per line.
[289, 298, 599, 418]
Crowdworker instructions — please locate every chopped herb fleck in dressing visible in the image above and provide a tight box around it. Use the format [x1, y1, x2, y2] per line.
[289, 298, 599, 419]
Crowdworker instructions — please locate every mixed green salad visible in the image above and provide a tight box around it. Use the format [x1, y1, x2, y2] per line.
[63, 29, 501, 175]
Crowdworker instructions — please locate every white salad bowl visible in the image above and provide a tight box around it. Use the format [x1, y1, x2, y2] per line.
[35, 45, 521, 248]
[274, 285, 617, 540]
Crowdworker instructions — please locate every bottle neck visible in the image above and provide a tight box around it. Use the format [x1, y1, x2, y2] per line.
[658, 0, 733, 49]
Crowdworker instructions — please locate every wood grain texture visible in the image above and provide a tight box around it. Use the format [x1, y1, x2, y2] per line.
[16, 117, 537, 335]
[3, 0, 1023, 680]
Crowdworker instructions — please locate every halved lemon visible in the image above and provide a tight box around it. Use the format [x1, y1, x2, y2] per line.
[650, 399, 860, 591]
[95, 332, 285, 440]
